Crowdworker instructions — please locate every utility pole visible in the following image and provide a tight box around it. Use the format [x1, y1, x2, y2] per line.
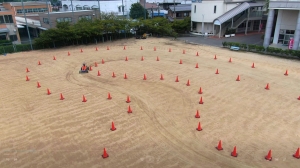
[71, 0, 75, 23]
[144, 0, 146, 19]
[21, 0, 33, 50]
[46, 0, 51, 28]
[173, 0, 175, 19]
[122, 0, 124, 17]
[97, 0, 101, 19]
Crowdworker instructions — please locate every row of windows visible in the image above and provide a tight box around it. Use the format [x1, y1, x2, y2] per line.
[43, 15, 93, 24]
[0, 15, 14, 24]
[194, 5, 216, 14]
[17, 8, 48, 14]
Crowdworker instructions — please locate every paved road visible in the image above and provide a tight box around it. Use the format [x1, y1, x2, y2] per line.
[177, 33, 264, 47]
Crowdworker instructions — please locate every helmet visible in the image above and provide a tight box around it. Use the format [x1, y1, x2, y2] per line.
[83, 63, 85, 66]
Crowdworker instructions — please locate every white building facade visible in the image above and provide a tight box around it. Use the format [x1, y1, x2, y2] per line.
[263, 0, 300, 50]
[191, 0, 266, 37]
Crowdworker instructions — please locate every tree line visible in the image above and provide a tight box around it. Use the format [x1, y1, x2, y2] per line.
[34, 12, 191, 48]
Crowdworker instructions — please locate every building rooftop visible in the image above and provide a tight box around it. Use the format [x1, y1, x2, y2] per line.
[169, 4, 191, 12]
[6, 1, 51, 7]
[44, 10, 93, 14]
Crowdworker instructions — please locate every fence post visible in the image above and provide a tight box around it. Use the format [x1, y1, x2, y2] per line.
[102, 37, 104, 43]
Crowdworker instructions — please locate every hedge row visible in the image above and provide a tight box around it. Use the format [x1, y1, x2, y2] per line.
[222, 42, 300, 58]
[0, 44, 44, 55]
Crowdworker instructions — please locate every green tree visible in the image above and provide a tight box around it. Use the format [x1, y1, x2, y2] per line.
[171, 17, 191, 33]
[129, 3, 148, 19]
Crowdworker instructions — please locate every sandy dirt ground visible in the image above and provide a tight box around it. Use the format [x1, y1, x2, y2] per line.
[0, 37, 300, 168]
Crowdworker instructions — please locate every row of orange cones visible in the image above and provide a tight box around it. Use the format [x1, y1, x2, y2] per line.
[73, 46, 190, 53]
[99, 139, 300, 160]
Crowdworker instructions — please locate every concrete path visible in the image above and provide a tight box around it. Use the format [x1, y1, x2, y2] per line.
[177, 32, 264, 47]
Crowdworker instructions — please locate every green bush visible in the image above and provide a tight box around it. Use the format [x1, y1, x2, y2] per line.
[221, 41, 300, 58]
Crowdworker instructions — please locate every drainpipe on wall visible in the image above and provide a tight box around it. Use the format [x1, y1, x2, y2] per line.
[21, 0, 33, 50]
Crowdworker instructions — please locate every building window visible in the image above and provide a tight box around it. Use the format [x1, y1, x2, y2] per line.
[0, 15, 13, 24]
[16, 8, 48, 14]
[9, 35, 17, 41]
[79, 15, 92, 20]
[214, 6, 216, 13]
[64, 17, 72, 22]
[43, 18, 49, 24]
[118, 6, 124, 13]
[194, 5, 196, 13]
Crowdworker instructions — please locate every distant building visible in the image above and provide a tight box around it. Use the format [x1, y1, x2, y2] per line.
[263, 0, 300, 50]
[191, 0, 267, 37]
[39, 10, 95, 29]
[168, 4, 191, 22]
[0, 4, 20, 43]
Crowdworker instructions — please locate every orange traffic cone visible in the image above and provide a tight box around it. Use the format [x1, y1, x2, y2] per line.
[284, 70, 288, 76]
[82, 95, 87, 102]
[293, 148, 300, 159]
[140, 46, 143, 50]
[195, 110, 200, 118]
[123, 46, 126, 50]
[102, 59, 105, 64]
[251, 63, 255, 68]
[126, 96, 131, 103]
[236, 75, 240, 81]
[183, 50, 185, 54]
[160, 74, 164, 80]
[124, 73, 127, 79]
[97, 70, 101, 76]
[89, 66, 92, 71]
[107, 46, 109, 50]
[110, 122, 116, 131]
[231, 146, 238, 157]
[265, 150, 272, 161]
[196, 52, 199, 56]
[107, 92, 112, 99]
[141, 56, 144, 61]
[216, 140, 223, 150]
[68, 51, 70, 56]
[179, 59, 183, 64]
[80, 49, 83, 52]
[53, 56, 56, 60]
[229, 58, 232, 62]
[125, 56, 128, 61]
[26, 67, 30, 72]
[198, 87, 203, 94]
[196, 122, 202, 131]
[95, 62, 98, 67]
[154, 47, 156, 51]
[265, 83, 270, 90]
[96, 47, 98, 51]
[175, 76, 179, 82]
[169, 48, 171, 52]
[102, 148, 109, 158]
[195, 63, 199, 68]
[143, 74, 147, 80]
[214, 55, 217, 59]
[215, 69, 219, 74]
[186, 79, 190, 86]
[156, 56, 159, 61]
[60, 93, 64, 100]
[112, 72, 116, 77]
[127, 105, 132, 113]
[199, 97, 203, 104]
[26, 75, 30, 81]
[47, 88, 51, 95]
[38, 61, 41, 65]
[37, 82, 41, 88]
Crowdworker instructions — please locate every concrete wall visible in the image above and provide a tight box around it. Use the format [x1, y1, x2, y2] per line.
[273, 9, 300, 47]
[191, 1, 224, 23]
[195, 22, 214, 33]
[39, 10, 95, 29]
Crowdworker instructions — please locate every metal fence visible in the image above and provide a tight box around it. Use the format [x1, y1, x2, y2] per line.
[0, 32, 135, 55]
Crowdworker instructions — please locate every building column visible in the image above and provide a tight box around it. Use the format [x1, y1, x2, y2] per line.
[292, 10, 300, 50]
[191, 21, 193, 31]
[273, 9, 282, 44]
[245, 8, 250, 35]
[213, 24, 215, 35]
[263, 9, 275, 48]
[250, 20, 254, 31]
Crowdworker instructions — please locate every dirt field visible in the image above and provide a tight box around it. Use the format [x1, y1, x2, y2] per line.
[0, 37, 300, 168]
